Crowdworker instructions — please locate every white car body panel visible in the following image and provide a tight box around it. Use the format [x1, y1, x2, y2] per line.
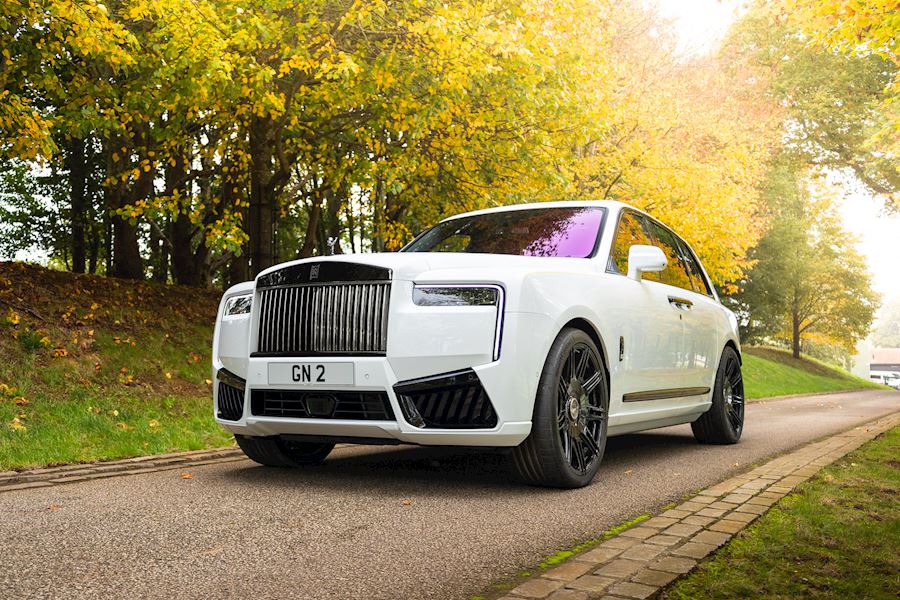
[212, 201, 741, 446]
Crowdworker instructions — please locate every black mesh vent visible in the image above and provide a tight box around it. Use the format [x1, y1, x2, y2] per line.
[394, 369, 497, 429]
[250, 390, 395, 421]
[217, 381, 245, 421]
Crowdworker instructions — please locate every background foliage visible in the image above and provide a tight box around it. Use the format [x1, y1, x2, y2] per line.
[1, 0, 896, 357]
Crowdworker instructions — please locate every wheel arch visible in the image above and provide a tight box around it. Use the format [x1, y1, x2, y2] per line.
[562, 317, 611, 393]
[724, 339, 742, 364]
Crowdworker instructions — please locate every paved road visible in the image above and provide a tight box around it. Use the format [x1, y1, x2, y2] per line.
[2, 390, 897, 600]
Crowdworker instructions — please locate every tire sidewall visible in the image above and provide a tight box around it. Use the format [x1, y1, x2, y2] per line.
[712, 347, 742, 443]
[534, 328, 609, 487]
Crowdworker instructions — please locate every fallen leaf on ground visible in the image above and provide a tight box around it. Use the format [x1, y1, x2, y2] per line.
[47, 503, 62, 512]
[181, 473, 193, 479]
[624, 469, 633, 476]
[401, 499, 412, 506]
[148, 419, 160, 428]
[13, 396, 28, 406]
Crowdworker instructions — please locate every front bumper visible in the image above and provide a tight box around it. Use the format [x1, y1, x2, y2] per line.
[213, 311, 556, 447]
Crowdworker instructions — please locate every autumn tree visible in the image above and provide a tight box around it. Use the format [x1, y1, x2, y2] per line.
[781, 0, 899, 209]
[566, 1, 779, 286]
[729, 2, 899, 208]
[734, 160, 879, 358]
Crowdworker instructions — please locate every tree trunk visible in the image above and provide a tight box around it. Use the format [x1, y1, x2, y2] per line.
[325, 186, 345, 255]
[105, 146, 143, 279]
[248, 118, 275, 275]
[228, 251, 249, 287]
[791, 309, 801, 359]
[298, 193, 322, 258]
[347, 200, 356, 253]
[148, 218, 169, 282]
[372, 178, 385, 252]
[166, 150, 202, 286]
[104, 135, 144, 280]
[67, 137, 87, 273]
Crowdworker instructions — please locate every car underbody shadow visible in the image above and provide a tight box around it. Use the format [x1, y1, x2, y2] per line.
[220, 425, 700, 493]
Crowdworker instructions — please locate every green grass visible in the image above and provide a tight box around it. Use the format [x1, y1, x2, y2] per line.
[743, 346, 885, 400]
[0, 261, 232, 470]
[663, 426, 900, 600]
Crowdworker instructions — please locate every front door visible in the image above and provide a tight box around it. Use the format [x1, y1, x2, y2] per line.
[605, 211, 686, 429]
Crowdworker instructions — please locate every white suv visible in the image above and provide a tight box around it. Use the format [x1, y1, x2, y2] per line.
[212, 201, 743, 487]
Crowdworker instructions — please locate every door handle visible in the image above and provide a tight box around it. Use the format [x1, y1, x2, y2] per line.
[668, 296, 693, 309]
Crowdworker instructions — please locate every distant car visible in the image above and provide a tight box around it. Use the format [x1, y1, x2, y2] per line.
[212, 201, 744, 488]
[870, 371, 900, 390]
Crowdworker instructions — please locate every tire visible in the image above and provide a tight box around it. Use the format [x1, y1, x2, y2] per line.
[234, 435, 334, 467]
[512, 328, 610, 488]
[692, 346, 744, 444]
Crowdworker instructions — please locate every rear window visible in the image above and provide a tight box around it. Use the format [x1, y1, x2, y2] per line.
[403, 207, 605, 258]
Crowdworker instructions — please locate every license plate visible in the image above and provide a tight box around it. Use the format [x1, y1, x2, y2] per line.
[267, 362, 354, 386]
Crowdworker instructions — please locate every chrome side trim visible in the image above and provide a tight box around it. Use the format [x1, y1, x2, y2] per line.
[622, 387, 711, 402]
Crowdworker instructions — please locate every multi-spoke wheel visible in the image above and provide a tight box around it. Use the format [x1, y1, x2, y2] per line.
[513, 328, 609, 488]
[691, 346, 744, 444]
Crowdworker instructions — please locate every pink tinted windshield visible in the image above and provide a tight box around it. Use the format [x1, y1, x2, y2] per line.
[404, 207, 606, 258]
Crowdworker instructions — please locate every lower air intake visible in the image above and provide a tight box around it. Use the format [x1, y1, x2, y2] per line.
[250, 390, 395, 421]
[217, 381, 245, 421]
[394, 369, 498, 429]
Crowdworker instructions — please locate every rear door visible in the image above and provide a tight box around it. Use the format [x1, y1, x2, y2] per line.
[643, 220, 716, 400]
[672, 235, 721, 392]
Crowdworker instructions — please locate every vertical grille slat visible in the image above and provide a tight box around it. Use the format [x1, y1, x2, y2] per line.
[255, 277, 391, 356]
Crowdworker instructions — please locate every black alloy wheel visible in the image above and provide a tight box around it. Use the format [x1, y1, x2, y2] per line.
[513, 328, 609, 488]
[692, 346, 744, 444]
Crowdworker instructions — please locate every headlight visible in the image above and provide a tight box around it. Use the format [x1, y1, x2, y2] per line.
[413, 284, 505, 360]
[223, 293, 252, 316]
[412, 285, 499, 307]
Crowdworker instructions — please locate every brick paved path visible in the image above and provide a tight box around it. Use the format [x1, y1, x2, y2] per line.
[497, 412, 900, 600]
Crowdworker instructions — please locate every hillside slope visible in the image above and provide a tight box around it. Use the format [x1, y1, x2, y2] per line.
[742, 347, 884, 400]
[0, 262, 230, 469]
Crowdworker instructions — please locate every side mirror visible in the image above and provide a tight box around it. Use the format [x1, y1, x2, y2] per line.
[627, 245, 667, 281]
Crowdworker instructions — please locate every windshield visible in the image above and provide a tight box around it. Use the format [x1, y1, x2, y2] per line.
[402, 207, 605, 258]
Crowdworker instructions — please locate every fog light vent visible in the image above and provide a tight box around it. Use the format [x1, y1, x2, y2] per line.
[393, 369, 497, 429]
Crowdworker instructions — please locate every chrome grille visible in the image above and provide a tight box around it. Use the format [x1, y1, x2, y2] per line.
[256, 282, 390, 355]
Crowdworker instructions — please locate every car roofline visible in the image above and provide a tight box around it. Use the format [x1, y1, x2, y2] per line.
[439, 200, 632, 223]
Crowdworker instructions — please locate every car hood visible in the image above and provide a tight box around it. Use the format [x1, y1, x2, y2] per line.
[255, 252, 598, 283]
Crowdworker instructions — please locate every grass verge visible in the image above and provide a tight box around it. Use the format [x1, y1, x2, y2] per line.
[663, 426, 900, 599]
[0, 262, 232, 470]
[743, 346, 885, 400]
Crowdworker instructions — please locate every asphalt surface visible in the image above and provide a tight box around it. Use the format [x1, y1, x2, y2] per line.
[2, 389, 897, 600]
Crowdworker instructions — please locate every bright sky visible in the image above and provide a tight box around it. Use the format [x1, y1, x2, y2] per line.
[657, 0, 900, 306]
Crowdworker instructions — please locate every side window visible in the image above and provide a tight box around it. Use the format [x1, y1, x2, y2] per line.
[647, 222, 693, 291]
[609, 212, 655, 276]
[675, 237, 713, 296]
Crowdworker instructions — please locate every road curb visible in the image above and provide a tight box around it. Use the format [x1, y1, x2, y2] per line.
[0, 447, 245, 492]
[489, 410, 900, 600]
